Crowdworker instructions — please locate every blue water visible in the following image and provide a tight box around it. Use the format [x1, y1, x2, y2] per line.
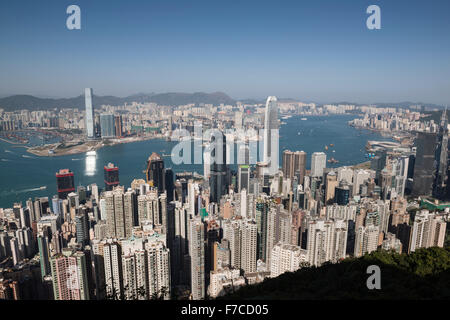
[0, 115, 392, 208]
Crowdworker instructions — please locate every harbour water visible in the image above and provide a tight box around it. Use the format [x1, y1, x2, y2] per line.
[0, 115, 392, 208]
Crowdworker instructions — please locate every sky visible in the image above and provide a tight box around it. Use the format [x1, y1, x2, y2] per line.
[0, 0, 450, 104]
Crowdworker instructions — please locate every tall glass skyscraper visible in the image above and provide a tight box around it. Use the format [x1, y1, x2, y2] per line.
[84, 88, 95, 139]
[263, 96, 279, 175]
[209, 130, 228, 203]
[100, 113, 116, 138]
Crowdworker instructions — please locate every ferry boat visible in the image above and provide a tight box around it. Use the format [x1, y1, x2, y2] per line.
[39, 186, 47, 190]
[301, 118, 307, 121]
[86, 150, 97, 156]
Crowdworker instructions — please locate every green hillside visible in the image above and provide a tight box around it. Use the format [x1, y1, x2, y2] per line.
[220, 247, 450, 300]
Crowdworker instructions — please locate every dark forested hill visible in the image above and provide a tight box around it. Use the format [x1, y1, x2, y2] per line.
[0, 92, 236, 111]
[219, 247, 450, 300]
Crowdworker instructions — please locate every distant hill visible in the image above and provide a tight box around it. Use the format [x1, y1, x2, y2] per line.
[219, 246, 450, 300]
[372, 102, 444, 110]
[0, 93, 444, 112]
[0, 92, 236, 111]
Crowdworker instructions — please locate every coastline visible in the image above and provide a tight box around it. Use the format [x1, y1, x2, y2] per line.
[26, 134, 167, 157]
[0, 137, 26, 145]
[12, 114, 398, 158]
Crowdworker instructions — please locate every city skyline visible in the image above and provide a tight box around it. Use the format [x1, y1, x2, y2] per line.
[0, 93, 449, 301]
[1, 0, 450, 304]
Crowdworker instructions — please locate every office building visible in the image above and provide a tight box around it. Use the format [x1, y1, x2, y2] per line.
[85, 88, 95, 139]
[100, 113, 115, 138]
[311, 152, 326, 177]
[56, 169, 75, 199]
[104, 163, 119, 191]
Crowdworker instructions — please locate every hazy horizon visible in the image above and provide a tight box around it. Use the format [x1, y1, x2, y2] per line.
[0, 91, 446, 107]
[1, 0, 450, 105]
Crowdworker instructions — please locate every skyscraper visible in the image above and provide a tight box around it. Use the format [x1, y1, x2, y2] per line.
[241, 220, 257, 274]
[306, 219, 348, 266]
[311, 152, 326, 178]
[189, 217, 205, 300]
[410, 210, 447, 252]
[263, 96, 279, 175]
[353, 169, 371, 195]
[270, 243, 306, 278]
[145, 239, 171, 299]
[282, 150, 307, 184]
[50, 248, 91, 300]
[354, 225, 379, 257]
[114, 115, 123, 138]
[335, 181, 351, 205]
[209, 130, 228, 203]
[146, 152, 165, 192]
[104, 187, 135, 239]
[203, 146, 211, 180]
[238, 165, 250, 193]
[37, 233, 51, 279]
[433, 109, 449, 199]
[255, 195, 270, 261]
[85, 88, 95, 139]
[100, 113, 116, 138]
[412, 132, 436, 196]
[104, 163, 119, 191]
[164, 168, 175, 202]
[75, 211, 89, 247]
[103, 241, 123, 299]
[56, 169, 75, 200]
[325, 171, 338, 204]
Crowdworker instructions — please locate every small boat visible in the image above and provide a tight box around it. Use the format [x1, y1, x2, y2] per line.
[39, 186, 47, 190]
[301, 118, 307, 121]
[325, 146, 328, 150]
[86, 150, 97, 156]
[329, 144, 334, 147]
[328, 158, 339, 164]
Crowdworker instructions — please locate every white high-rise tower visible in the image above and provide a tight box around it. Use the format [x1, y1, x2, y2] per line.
[311, 152, 327, 177]
[263, 96, 279, 175]
[85, 88, 95, 139]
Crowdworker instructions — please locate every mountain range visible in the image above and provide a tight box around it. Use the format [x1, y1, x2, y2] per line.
[0, 92, 444, 111]
[0, 92, 236, 111]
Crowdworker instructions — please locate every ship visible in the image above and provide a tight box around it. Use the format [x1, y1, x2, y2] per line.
[324, 146, 328, 150]
[86, 150, 97, 156]
[328, 158, 339, 164]
[329, 143, 334, 147]
[39, 186, 47, 190]
[301, 118, 307, 121]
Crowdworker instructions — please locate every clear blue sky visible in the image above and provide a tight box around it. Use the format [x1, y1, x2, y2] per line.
[1, 0, 449, 104]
